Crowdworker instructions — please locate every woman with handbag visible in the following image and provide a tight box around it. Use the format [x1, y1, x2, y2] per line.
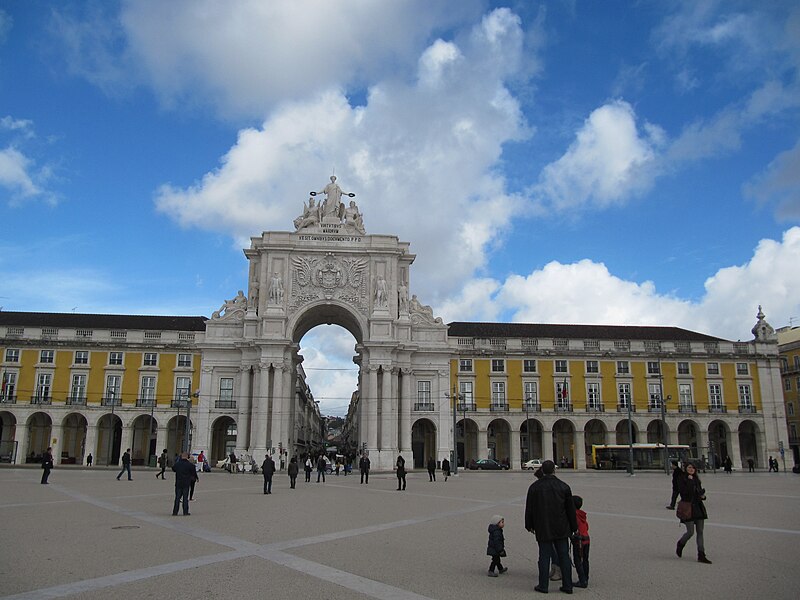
[675, 462, 712, 564]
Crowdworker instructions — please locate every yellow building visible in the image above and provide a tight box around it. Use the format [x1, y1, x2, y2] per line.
[0, 312, 204, 466]
[777, 326, 800, 467]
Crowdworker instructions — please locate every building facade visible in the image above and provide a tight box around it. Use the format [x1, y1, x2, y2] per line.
[778, 326, 800, 466]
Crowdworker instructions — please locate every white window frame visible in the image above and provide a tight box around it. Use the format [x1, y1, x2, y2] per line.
[707, 362, 720, 375]
[106, 375, 122, 403]
[175, 376, 191, 401]
[555, 360, 568, 374]
[74, 351, 89, 365]
[40, 350, 55, 364]
[219, 377, 234, 404]
[649, 383, 662, 408]
[738, 384, 753, 408]
[2, 371, 17, 400]
[618, 382, 631, 408]
[586, 360, 599, 374]
[677, 362, 690, 375]
[736, 362, 749, 376]
[647, 361, 660, 375]
[679, 383, 693, 408]
[459, 380, 473, 405]
[491, 381, 506, 405]
[143, 353, 158, 367]
[109, 352, 123, 366]
[709, 383, 723, 408]
[785, 378, 792, 392]
[5, 348, 20, 363]
[491, 359, 505, 373]
[787, 402, 794, 417]
[524, 381, 538, 405]
[587, 382, 601, 408]
[36, 373, 52, 401]
[177, 353, 192, 368]
[616, 361, 630, 375]
[458, 359, 473, 372]
[140, 376, 156, 403]
[523, 359, 537, 373]
[71, 374, 87, 401]
[556, 381, 570, 408]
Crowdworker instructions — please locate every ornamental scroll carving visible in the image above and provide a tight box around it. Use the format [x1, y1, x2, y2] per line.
[290, 252, 368, 312]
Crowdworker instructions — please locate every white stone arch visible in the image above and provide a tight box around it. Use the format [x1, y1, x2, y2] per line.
[60, 412, 88, 464]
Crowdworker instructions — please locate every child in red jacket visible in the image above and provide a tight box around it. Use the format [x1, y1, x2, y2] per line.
[572, 496, 590, 588]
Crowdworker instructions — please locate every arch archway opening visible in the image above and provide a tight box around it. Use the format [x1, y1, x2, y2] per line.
[211, 416, 238, 463]
[738, 420, 760, 469]
[26, 412, 53, 463]
[552, 419, 575, 468]
[584, 419, 607, 467]
[0, 411, 18, 463]
[411, 418, 436, 469]
[96, 413, 122, 465]
[456, 418, 478, 467]
[130, 414, 157, 466]
[487, 419, 511, 465]
[60, 413, 88, 465]
[520, 419, 544, 464]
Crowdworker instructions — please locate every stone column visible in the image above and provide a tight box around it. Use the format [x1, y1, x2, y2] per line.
[51, 421, 64, 464]
[154, 426, 167, 459]
[238, 366, 252, 451]
[399, 368, 412, 453]
[366, 365, 379, 451]
[14, 422, 29, 465]
[252, 363, 270, 455]
[270, 363, 287, 456]
[510, 426, 521, 470]
[575, 429, 586, 469]
[477, 427, 489, 460]
[84, 423, 98, 465]
[543, 429, 554, 462]
[728, 429, 742, 468]
[380, 366, 393, 451]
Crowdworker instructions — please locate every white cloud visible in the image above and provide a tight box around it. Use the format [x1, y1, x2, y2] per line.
[532, 100, 664, 211]
[299, 325, 359, 416]
[155, 8, 531, 302]
[744, 139, 800, 221]
[0, 146, 42, 201]
[445, 227, 800, 342]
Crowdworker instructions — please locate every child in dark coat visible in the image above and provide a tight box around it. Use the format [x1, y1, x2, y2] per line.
[486, 515, 507, 577]
[572, 495, 590, 588]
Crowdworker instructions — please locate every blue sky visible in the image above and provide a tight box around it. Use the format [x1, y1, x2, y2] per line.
[1, 1, 799, 415]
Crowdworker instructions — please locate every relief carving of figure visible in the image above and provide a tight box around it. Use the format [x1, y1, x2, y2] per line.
[212, 290, 247, 319]
[374, 276, 388, 308]
[398, 282, 408, 314]
[409, 294, 443, 324]
[268, 272, 284, 305]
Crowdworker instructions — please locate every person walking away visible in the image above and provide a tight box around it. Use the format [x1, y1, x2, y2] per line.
[676, 462, 712, 564]
[304, 455, 313, 482]
[172, 452, 195, 516]
[156, 449, 168, 479]
[525, 459, 578, 594]
[117, 449, 132, 481]
[359, 453, 371, 484]
[288, 456, 299, 489]
[486, 515, 508, 577]
[666, 460, 682, 509]
[572, 495, 590, 588]
[723, 456, 732, 474]
[189, 458, 199, 501]
[427, 457, 436, 482]
[316, 455, 327, 483]
[228, 451, 238, 474]
[747, 457, 755, 472]
[396, 455, 406, 491]
[261, 454, 275, 494]
[86, 453, 93, 467]
[41, 447, 54, 484]
[442, 457, 450, 481]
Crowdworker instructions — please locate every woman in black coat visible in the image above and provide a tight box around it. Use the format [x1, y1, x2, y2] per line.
[396, 455, 406, 491]
[676, 462, 712, 563]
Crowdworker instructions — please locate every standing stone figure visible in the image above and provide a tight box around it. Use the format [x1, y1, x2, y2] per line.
[269, 272, 284, 305]
[375, 276, 388, 307]
[313, 175, 353, 220]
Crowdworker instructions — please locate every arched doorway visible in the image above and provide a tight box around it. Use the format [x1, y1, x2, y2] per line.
[708, 420, 730, 468]
[646, 420, 666, 444]
[0, 411, 17, 463]
[584, 419, 607, 468]
[130, 415, 157, 466]
[211, 416, 238, 463]
[520, 419, 543, 463]
[487, 419, 510, 464]
[411, 418, 436, 469]
[26, 412, 52, 463]
[552, 419, 575, 468]
[96, 413, 122, 465]
[457, 418, 478, 467]
[738, 420, 759, 468]
[615, 419, 638, 444]
[167, 415, 192, 458]
[677, 420, 700, 456]
[60, 413, 87, 464]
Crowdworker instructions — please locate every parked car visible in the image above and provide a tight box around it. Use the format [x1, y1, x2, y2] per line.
[469, 458, 509, 470]
[522, 458, 544, 470]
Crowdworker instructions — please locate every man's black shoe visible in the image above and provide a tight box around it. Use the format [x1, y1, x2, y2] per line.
[559, 587, 573, 594]
[534, 585, 548, 593]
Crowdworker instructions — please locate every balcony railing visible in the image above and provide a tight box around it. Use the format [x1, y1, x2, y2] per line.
[648, 403, 663, 413]
[554, 404, 573, 413]
[708, 405, 727, 413]
[738, 405, 757, 414]
[171, 398, 191, 408]
[413, 402, 435, 411]
[66, 396, 87, 406]
[215, 399, 237, 410]
[679, 404, 697, 413]
[0, 395, 17, 404]
[30, 396, 51, 405]
[136, 398, 156, 407]
[456, 402, 476, 412]
[523, 402, 541, 412]
[617, 403, 635, 412]
[490, 403, 509, 412]
[101, 397, 122, 407]
[585, 403, 605, 413]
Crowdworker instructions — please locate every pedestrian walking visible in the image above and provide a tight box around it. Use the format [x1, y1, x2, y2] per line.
[116, 449, 132, 481]
[572, 495, 590, 588]
[316, 455, 327, 483]
[172, 452, 195, 516]
[288, 456, 299, 489]
[86, 453, 93, 467]
[156, 449, 168, 479]
[304, 455, 313, 482]
[261, 454, 275, 494]
[427, 457, 436, 482]
[747, 457, 755, 472]
[675, 462, 712, 564]
[228, 451, 238, 474]
[442, 457, 450, 481]
[486, 515, 508, 577]
[723, 456, 732, 474]
[396, 455, 406, 491]
[189, 459, 199, 501]
[666, 460, 682, 510]
[41, 447, 54, 484]
[524, 459, 577, 594]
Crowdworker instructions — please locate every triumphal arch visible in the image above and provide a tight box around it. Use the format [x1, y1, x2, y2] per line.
[198, 178, 450, 470]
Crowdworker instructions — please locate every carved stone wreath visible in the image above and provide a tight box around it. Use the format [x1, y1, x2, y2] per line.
[290, 252, 368, 312]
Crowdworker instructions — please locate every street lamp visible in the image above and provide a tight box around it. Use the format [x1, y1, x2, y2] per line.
[445, 387, 461, 476]
[626, 393, 635, 476]
[524, 393, 532, 464]
[106, 389, 116, 466]
[183, 391, 199, 454]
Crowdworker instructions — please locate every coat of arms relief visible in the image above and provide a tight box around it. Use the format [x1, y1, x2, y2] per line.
[290, 252, 368, 313]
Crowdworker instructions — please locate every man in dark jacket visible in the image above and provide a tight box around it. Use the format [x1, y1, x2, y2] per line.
[359, 453, 370, 484]
[116, 449, 132, 481]
[666, 460, 682, 509]
[427, 457, 436, 482]
[261, 454, 276, 494]
[524, 460, 578, 594]
[172, 452, 195, 516]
